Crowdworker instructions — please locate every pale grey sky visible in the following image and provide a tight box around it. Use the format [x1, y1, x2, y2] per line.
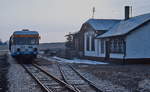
[0, 0, 149, 43]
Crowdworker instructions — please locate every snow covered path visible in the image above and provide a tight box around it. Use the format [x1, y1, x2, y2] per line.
[41, 56, 108, 65]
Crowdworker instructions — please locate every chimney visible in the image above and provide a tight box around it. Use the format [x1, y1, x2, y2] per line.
[125, 6, 130, 20]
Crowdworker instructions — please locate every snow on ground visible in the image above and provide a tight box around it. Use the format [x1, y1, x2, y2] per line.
[42, 56, 108, 65]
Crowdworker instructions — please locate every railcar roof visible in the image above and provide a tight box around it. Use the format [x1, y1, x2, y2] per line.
[13, 30, 39, 35]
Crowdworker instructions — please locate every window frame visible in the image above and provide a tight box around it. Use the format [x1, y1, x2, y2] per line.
[109, 38, 124, 54]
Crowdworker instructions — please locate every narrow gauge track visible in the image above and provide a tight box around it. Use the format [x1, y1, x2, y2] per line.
[22, 64, 78, 92]
[57, 64, 102, 92]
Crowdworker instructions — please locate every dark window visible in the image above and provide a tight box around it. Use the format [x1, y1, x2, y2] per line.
[110, 38, 124, 53]
[86, 36, 90, 51]
[101, 39, 104, 53]
[13, 37, 39, 45]
[91, 35, 95, 51]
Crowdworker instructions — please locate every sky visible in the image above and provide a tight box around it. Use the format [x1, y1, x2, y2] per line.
[0, 0, 150, 43]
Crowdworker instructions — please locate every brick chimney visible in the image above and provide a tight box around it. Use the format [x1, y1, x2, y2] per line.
[125, 6, 130, 20]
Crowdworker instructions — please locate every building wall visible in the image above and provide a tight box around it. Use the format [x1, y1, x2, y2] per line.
[73, 33, 84, 51]
[84, 20, 150, 60]
[98, 39, 124, 59]
[97, 39, 105, 57]
[109, 38, 125, 59]
[126, 21, 150, 59]
[84, 33, 107, 57]
[110, 53, 124, 58]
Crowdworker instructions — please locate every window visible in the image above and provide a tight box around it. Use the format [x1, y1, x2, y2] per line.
[101, 39, 104, 53]
[13, 37, 39, 45]
[86, 36, 90, 51]
[91, 35, 95, 51]
[110, 38, 124, 53]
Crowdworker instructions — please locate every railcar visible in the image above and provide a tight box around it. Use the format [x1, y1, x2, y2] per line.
[9, 29, 40, 63]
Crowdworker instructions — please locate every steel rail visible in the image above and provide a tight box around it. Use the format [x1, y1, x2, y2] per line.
[33, 64, 78, 92]
[22, 64, 53, 92]
[69, 65, 103, 92]
[57, 64, 81, 92]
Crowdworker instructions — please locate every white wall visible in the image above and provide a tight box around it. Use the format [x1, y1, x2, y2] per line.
[96, 39, 105, 57]
[126, 21, 150, 59]
[110, 53, 124, 58]
[97, 38, 125, 59]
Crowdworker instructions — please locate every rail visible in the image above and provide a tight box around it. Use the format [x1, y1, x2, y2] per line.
[22, 64, 78, 92]
[69, 65, 103, 92]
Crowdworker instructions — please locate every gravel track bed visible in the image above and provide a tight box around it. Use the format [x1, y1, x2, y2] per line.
[36, 59, 98, 92]
[74, 64, 150, 92]
[7, 56, 42, 92]
[38, 57, 131, 92]
[35, 57, 150, 92]
[26, 65, 70, 92]
[0, 54, 9, 92]
[38, 63, 63, 80]
[59, 64, 95, 92]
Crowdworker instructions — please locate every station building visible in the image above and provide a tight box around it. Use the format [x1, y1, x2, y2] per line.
[76, 7, 150, 63]
[95, 13, 150, 62]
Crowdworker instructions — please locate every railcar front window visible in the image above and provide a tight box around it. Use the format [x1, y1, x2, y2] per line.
[13, 37, 39, 45]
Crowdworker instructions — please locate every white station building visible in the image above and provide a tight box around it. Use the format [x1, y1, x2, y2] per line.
[84, 12, 150, 63]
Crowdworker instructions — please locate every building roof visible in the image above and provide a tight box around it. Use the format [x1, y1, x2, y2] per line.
[85, 19, 121, 31]
[97, 13, 150, 38]
[13, 30, 39, 35]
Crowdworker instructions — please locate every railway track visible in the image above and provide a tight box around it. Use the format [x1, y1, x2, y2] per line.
[22, 64, 78, 92]
[57, 64, 102, 92]
[22, 61, 103, 92]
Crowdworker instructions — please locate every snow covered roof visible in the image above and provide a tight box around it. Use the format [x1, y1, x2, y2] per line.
[13, 30, 39, 35]
[97, 13, 150, 38]
[85, 19, 121, 31]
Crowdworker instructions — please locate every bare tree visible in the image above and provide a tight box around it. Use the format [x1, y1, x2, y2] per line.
[0, 38, 2, 45]
[65, 32, 73, 49]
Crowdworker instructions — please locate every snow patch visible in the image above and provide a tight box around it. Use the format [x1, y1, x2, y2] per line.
[42, 56, 108, 65]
